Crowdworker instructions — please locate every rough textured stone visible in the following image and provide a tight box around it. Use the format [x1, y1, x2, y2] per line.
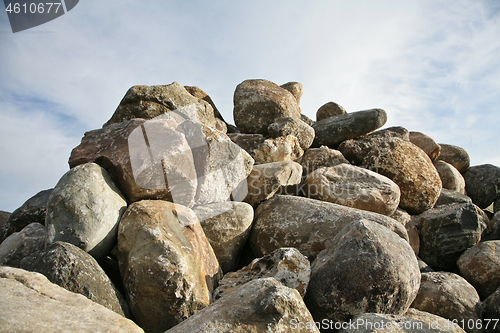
[233, 79, 301, 135]
[410, 132, 441, 162]
[416, 203, 486, 271]
[45, 163, 127, 261]
[301, 113, 315, 126]
[300, 146, 349, 177]
[20, 241, 130, 317]
[104, 82, 216, 128]
[117, 200, 222, 333]
[464, 164, 500, 209]
[250, 195, 409, 262]
[184, 85, 225, 123]
[214, 247, 310, 300]
[411, 272, 483, 333]
[395, 212, 420, 255]
[483, 287, 500, 332]
[253, 135, 304, 164]
[0, 266, 143, 333]
[0, 222, 45, 267]
[165, 277, 319, 333]
[483, 211, 500, 242]
[280, 81, 303, 104]
[405, 308, 467, 333]
[0, 210, 10, 244]
[437, 144, 470, 174]
[457, 241, 500, 299]
[312, 108, 387, 147]
[363, 137, 442, 214]
[435, 160, 466, 194]
[304, 164, 401, 216]
[316, 101, 347, 122]
[268, 117, 315, 150]
[227, 133, 266, 158]
[338, 126, 410, 165]
[305, 219, 420, 324]
[244, 161, 302, 207]
[3, 189, 52, 240]
[192, 201, 254, 273]
[435, 188, 472, 206]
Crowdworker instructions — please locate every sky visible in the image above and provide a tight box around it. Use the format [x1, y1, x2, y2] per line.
[0, 0, 499, 212]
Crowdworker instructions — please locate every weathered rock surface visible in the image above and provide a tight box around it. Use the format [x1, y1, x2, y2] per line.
[250, 195, 409, 262]
[483, 211, 500, 242]
[233, 79, 301, 135]
[192, 201, 254, 273]
[267, 117, 315, 150]
[410, 131, 441, 162]
[45, 163, 127, 261]
[300, 145, 349, 177]
[312, 108, 387, 147]
[418, 258, 435, 273]
[20, 241, 130, 317]
[457, 240, 500, 299]
[305, 219, 420, 323]
[411, 272, 483, 333]
[0, 210, 10, 243]
[405, 308, 467, 333]
[304, 164, 401, 216]
[165, 277, 319, 333]
[0, 266, 143, 332]
[227, 133, 265, 158]
[338, 126, 410, 165]
[253, 135, 304, 163]
[184, 85, 225, 123]
[104, 82, 216, 128]
[301, 113, 315, 126]
[0, 222, 45, 267]
[464, 164, 500, 209]
[280, 81, 303, 104]
[416, 203, 486, 271]
[214, 247, 310, 300]
[435, 188, 472, 206]
[244, 161, 302, 207]
[395, 212, 420, 255]
[483, 287, 500, 332]
[3, 189, 52, 240]
[316, 101, 347, 121]
[435, 160, 466, 194]
[363, 137, 442, 214]
[117, 200, 222, 333]
[437, 144, 470, 174]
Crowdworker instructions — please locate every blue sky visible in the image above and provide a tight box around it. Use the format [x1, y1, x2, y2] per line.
[1, 0, 499, 212]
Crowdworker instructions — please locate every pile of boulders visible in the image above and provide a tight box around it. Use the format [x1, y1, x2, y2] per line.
[1, 79, 500, 333]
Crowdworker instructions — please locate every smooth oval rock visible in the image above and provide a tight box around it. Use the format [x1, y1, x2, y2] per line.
[434, 160, 466, 195]
[316, 101, 347, 122]
[464, 164, 500, 209]
[280, 81, 304, 104]
[409, 131, 441, 162]
[0, 222, 45, 267]
[267, 117, 315, 150]
[437, 144, 470, 174]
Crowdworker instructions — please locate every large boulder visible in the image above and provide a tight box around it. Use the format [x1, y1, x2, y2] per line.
[409, 131, 441, 162]
[193, 201, 254, 273]
[103, 82, 216, 128]
[165, 277, 319, 333]
[267, 117, 315, 150]
[233, 79, 301, 135]
[0, 222, 45, 267]
[0, 266, 143, 332]
[45, 163, 127, 261]
[464, 164, 500, 209]
[312, 108, 387, 147]
[305, 219, 420, 324]
[20, 241, 130, 317]
[363, 137, 442, 214]
[184, 85, 225, 123]
[415, 203, 487, 271]
[117, 200, 222, 333]
[316, 101, 347, 121]
[457, 241, 500, 299]
[304, 164, 401, 216]
[434, 160, 466, 195]
[437, 144, 470, 174]
[411, 272, 483, 333]
[250, 195, 409, 262]
[214, 247, 310, 300]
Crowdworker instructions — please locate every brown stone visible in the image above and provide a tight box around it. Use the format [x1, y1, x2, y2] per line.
[435, 160, 466, 194]
[437, 144, 470, 174]
[409, 131, 441, 162]
[300, 146, 349, 177]
[316, 101, 347, 121]
[267, 117, 315, 150]
[227, 133, 266, 159]
[184, 85, 225, 123]
[253, 135, 304, 164]
[280, 81, 303, 104]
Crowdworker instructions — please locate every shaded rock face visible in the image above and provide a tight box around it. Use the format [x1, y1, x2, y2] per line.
[435, 160, 466, 194]
[363, 137, 442, 214]
[250, 195, 408, 262]
[0, 266, 143, 333]
[3, 189, 52, 240]
[183, 85, 225, 123]
[227, 133, 266, 158]
[280, 81, 304, 104]
[253, 135, 304, 163]
[233, 79, 301, 135]
[165, 277, 319, 333]
[409, 131, 441, 162]
[435, 188, 472, 206]
[0, 210, 11, 244]
[117, 200, 222, 333]
[192, 201, 254, 273]
[411, 272, 483, 333]
[316, 101, 347, 122]
[301, 113, 315, 126]
[0, 222, 45, 267]
[312, 108, 387, 147]
[483, 288, 500, 333]
[457, 240, 500, 300]
[305, 219, 420, 324]
[214, 247, 310, 300]
[437, 144, 470, 174]
[464, 164, 500, 209]
[304, 164, 401, 216]
[45, 163, 127, 261]
[104, 82, 216, 128]
[19, 241, 130, 317]
[267, 117, 315, 150]
[416, 203, 487, 271]
[338, 126, 410, 165]
[300, 146, 349, 177]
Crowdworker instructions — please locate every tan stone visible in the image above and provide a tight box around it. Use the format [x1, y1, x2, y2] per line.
[316, 101, 347, 121]
[435, 160, 466, 194]
[253, 135, 303, 164]
[280, 81, 304, 104]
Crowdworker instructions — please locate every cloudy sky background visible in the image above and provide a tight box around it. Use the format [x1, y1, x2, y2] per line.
[0, 0, 499, 212]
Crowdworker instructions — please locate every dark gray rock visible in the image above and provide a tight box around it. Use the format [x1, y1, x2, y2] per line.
[0, 210, 10, 244]
[464, 164, 500, 209]
[435, 188, 472, 206]
[483, 287, 500, 333]
[227, 133, 266, 158]
[0, 223, 45, 267]
[418, 258, 435, 273]
[300, 113, 315, 126]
